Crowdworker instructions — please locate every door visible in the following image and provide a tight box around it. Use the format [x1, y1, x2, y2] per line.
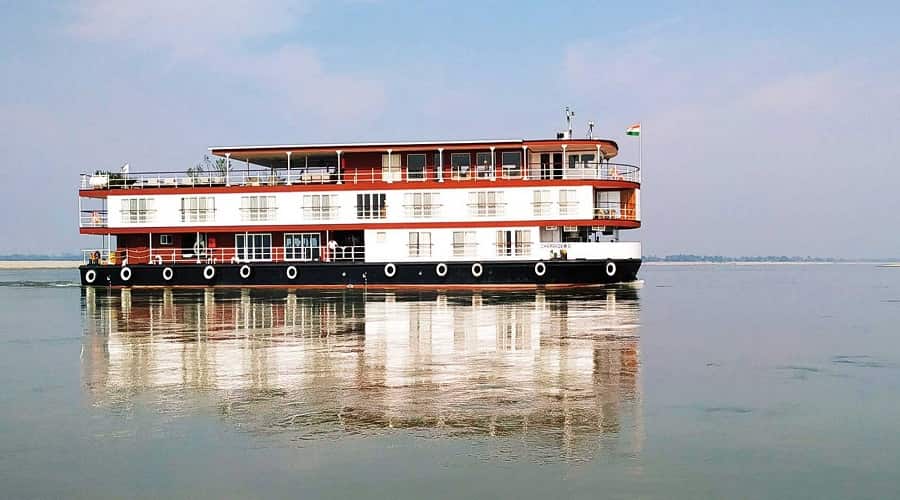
[552, 153, 563, 179]
[381, 154, 401, 182]
[301, 233, 321, 261]
[540, 153, 551, 180]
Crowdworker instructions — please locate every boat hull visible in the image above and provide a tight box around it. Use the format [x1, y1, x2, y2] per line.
[78, 259, 641, 288]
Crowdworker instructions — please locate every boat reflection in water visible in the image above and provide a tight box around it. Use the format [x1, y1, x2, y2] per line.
[82, 286, 642, 462]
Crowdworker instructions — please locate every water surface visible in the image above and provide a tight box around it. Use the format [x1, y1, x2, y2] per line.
[1, 265, 898, 499]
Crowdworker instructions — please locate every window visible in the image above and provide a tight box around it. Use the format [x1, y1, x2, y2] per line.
[451, 153, 470, 179]
[408, 232, 432, 257]
[595, 191, 621, 219]
[302, 194, 338, 220]
[476, 152, 493, 178]
[382, 153, 401, 182]
[468, 191, 504, 216]
[496, 230, 532, 257]
[159, 234, 173, 246]
[532, 190, 552, 216]
[236, 233, 272, 261]
[120, 198, 154, 223]
[452, 231, 477, 257]
[240, 196, 276, 221]
[407, 154, 426, 181]
[501, 151, 522, 178]
[356, 193, 387, 219]
[568, 153, 596, 170]
[559, 189, 578, 216]
[404, 192, 439, 217]
[284, 232, 321, 261]
[180, 196, 215, 222]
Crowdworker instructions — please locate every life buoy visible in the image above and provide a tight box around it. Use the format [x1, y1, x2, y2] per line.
[605, 261, 617, 277]
[286, 265, 298, 280]
[193, 239, 205, 255]
[162, 267, 174, 281]
[120, 266, 132, 282]
[534, 261, 547, 277]
[84, 269, 97, 284]
[435, 263, 448, 277]
[239, 265, 252, 279]
[384, 263, 396, 278]
[471, 262, 483, 278]
[203, 265, 215, 280]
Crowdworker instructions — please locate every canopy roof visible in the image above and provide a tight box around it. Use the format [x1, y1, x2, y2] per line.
[209, 138, 619, 169]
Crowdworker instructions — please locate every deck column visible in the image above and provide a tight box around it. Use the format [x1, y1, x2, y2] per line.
[596, 144, 602, 178]
[336, 150, 342, 185]
[561, 144, 567, 180]
[490, 146, 496, 181]
[437, 148, 444, 182]
[387, 149, 393, 184]
[225, 153, 231, 186]
[286, 151, 292, 185]
[522, 145, 528, 179]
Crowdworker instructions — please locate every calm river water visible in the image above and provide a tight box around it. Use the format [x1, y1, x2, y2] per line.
[1, 264, 898, 499]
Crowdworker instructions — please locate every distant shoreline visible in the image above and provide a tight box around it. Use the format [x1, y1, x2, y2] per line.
[0, 261, 81, 269]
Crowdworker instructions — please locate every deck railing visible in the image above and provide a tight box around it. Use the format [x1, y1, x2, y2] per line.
[593, 203, 638, 221]
[82, 245, 366, 266]
[79, 162, 640, 191]
[79, 210, 108, 228]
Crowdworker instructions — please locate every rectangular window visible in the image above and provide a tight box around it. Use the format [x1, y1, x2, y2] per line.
[356, 193, 387, 219]
[284, 232, 321, 261]
[595, 191, 621, 219]
[381, 153, 401, 182]
[408, 231, 432, 257]
[496, 230, 532, 257]
[476, 152, 493, 178]
[235, 233, 272, 262]
[559, 189, 578, 216]
[568, 153, 596, 170]
[501, 151, 522, 178]
[180, 196, 215, 222]
[240, 196, 276, 221]
[468, 191, 503, 217]
[159, 234, 173, 246]
[404, 192, 439, 218]
[119, 198, 154, 223]
[302, 194, 338, 220]
[532, 190, 552, 216]
[452, 231, 477, 257]
[451, 153, 470, 179]
[406, 154, 426, 181]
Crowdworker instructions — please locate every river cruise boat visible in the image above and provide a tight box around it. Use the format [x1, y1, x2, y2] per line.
[78, 131, 641, 288]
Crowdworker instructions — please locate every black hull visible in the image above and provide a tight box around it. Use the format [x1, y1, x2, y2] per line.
[79, 259, 641, 288]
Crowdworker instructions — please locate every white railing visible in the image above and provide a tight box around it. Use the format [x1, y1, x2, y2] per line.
[79, 210, 108, 228]
[594, 204, 638, 221]
[82, 245, 367, 265]
[79, 162, 640, 191]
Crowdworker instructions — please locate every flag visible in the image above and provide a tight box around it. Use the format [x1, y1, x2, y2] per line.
[625, 124, 641, 137]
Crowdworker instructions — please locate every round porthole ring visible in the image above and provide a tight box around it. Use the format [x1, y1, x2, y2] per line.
[286, 265, 298, 280]
[85, 269, 97, 284]
[471, 262, 483, 278]
[605, 261, 617, 277]
[534, 261, 547, 277]
[384, 263, 397, 278]
[203, 265, 216, 280]
[162, 266, 174, 281]
[120, 266, 132, 282]
[435, 262, 448, 277]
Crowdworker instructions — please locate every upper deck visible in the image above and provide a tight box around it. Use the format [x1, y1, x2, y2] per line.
[79, 138, 639, 195]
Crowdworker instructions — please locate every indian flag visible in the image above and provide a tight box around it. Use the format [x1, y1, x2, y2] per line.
[625, 123, 641, 136]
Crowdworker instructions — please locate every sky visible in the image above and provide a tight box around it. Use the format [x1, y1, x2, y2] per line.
[1, 0, 898, 257]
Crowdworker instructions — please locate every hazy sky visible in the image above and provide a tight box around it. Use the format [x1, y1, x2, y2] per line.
[1, 1, 898, 257]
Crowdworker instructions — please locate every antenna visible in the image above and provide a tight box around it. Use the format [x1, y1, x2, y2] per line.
[565, 107, 575, 139]
[587, 121, 595, 139]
